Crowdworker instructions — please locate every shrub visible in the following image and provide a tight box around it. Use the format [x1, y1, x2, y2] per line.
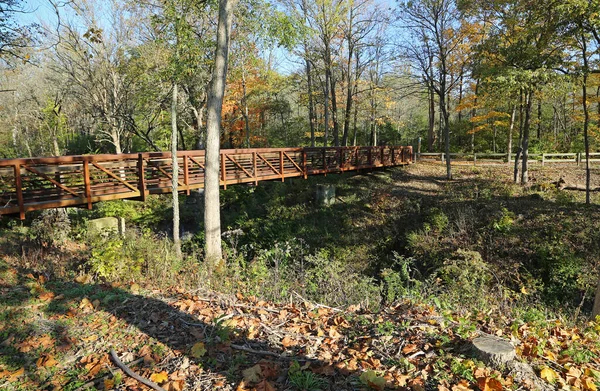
[86, 230, 186, 284]
[426, 207, 449, 232]
[491, 207, 515, 234]
[30, 209, 71, 247]
[432, 249, 498, 312]
[380, 253, 421, 304]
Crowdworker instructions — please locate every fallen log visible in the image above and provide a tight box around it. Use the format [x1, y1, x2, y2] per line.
[556, 178, 600, 192]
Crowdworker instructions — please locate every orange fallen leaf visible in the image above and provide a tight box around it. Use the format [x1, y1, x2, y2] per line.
[281, 336, 297, 348]
[36, 354, 58, 368]
[164, 380, 185, 391]
[104, 378, 115, 389]
[477, 376, 502, 391]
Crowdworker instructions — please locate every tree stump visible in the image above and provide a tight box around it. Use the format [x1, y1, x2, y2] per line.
[470, 334, 553, 391]
[471, 335, 515, 368]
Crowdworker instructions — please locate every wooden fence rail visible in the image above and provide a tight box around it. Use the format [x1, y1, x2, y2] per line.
[0, 146, 412, 219]
[417, 152, 600, 165]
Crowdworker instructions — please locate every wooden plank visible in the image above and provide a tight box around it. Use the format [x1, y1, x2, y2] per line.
[138, 154, 146, 201]
[14, 164, 24, 219]
[256, 153, 280, 176]
[221, 153, 227, 189]
[188, 155, 205, 169]
[22, 165, 80, 197]
[147, 160, 185, 187]
[183, 155, 190, 195]
[83, 161, 92, 209]
[225, 154, 253, 178]
[283, 152, 304, 173]
[253, 152, 258, 185]
[302, 150, 308, 180]
[91, 162, 139, 192]
[279, 151, 284, 182]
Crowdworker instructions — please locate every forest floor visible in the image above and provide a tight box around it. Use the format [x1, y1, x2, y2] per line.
[2, 163, 600, 391]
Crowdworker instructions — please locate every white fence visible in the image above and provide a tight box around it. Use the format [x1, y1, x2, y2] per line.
[416, 152, 600, 165]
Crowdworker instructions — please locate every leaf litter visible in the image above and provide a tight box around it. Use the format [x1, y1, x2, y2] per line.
[1, 269, 600, 390]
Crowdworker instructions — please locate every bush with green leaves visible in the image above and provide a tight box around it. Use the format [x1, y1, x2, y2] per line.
[432, 249, 498, 312]
[86, 230, 184, 283]
[380, 253, 421, 304]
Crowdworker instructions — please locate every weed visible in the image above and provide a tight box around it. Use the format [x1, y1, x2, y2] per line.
[288, 361, 328, 391]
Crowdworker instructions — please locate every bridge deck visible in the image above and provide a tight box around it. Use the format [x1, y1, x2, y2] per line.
[0, 146, 412, 219]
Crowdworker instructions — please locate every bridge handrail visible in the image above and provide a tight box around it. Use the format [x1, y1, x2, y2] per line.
[0, 145, 412, 219]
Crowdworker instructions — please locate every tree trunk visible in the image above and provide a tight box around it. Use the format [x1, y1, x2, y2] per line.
[204, 0, 236, 265]
[521, 89, 533, 184]
[440, 91, 451, 180]
[582, 31, 591, 205]
[427, 79, 435, 152]
[330, 69, 340, 147]
[171, 83, 182, 259]
[514, 89, 524, 183]
[306, 58, 316, 147]
[324, 69, 330, 147]
[241, 71, 251, 148]
[508, 104, 516, 162]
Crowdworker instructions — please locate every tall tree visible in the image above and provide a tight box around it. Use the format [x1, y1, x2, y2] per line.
[399, 0, 463, 179]
[204, 0, 237, 264]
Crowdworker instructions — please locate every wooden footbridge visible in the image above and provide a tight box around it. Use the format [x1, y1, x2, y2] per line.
[0, 146, 412, 219]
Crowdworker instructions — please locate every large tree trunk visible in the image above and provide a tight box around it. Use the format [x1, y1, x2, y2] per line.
[241, 70, 251, 148]
[330, 67, 340, 147]
[324, 69, 330, 147]
[204, 0, 236, 265]
[171, 83, 182, 259]
[514, 90, 524, 182]
[508, 104, 516, 162]
[306, 58, 316, 147]
[342, 42, 354, 147]
[427, 80, 435, 152]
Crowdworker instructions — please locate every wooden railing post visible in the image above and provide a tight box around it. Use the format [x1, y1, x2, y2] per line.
[221, 153, 227, 189]
[280, 150, 285, 181]
[391, 147, 396, 165]
[137, 154, 146, 201]
[83, 160, 92, 209]
[340, 149, 345, 171]
[14, 163, 24, 220]
[380, 147, 384, 165]
[323, 149, 327, 173]
[183, 154, 190, 195]
[253, 151, 258, 185]
[368, 148, 372, 167]
[302, 150, 308, 179]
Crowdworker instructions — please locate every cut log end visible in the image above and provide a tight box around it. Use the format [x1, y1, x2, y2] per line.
[471, 335, 516, 368]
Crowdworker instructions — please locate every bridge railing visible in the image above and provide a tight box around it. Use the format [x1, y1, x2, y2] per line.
[0, 146, 412, 218]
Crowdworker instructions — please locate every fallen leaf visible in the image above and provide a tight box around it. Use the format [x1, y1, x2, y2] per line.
[583, 377, 598, 391]
[477, 376, 502, 391]
[540, 367, 558, 384]
[104, 378, 115, 389]
[39, 291, 55, 301]
[254, 379, 276, 391]
[164, 380, 185, 391]
[360, 370, 386, 391]
[243, 364, 263, 383]
[150, 371, 169, 384]
[190, 342, 206, 358]
[36, 354, 58, 368]
[281, 336, 297, 348]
